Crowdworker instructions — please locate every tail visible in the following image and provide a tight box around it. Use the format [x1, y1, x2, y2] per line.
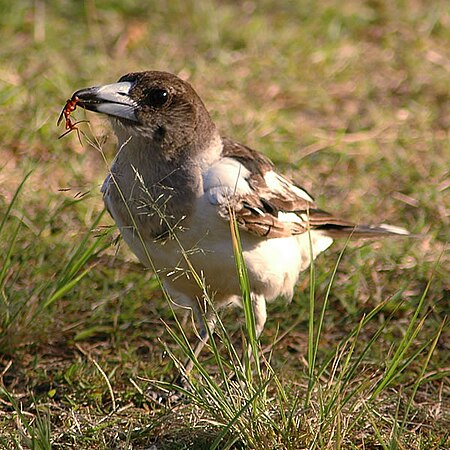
[318, 222, 410, 238]
[305, 209, 410, 238]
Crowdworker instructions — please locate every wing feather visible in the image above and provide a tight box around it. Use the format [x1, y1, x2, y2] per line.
[205, 137, 408, 239]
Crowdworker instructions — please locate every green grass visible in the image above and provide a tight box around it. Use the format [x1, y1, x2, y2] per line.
[0, 0, 449, 448]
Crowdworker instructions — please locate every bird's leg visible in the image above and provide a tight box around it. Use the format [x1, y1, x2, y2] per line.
[253, 294, 267, 339]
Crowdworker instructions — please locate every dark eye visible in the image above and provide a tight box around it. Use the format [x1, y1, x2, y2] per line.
[143, 88, 169, 108]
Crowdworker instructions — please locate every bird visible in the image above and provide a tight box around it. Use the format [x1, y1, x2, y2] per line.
[63, 70, 409, 367]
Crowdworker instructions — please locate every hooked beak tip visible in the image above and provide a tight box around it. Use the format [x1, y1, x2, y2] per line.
[65, 81, 138, 122]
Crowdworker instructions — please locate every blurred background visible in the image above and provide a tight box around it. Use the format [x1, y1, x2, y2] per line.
[1, 0, 449, 234]
[0, 0, 448, 447]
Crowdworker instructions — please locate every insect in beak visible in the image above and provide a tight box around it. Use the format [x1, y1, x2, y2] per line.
[57, 96, 88, 144]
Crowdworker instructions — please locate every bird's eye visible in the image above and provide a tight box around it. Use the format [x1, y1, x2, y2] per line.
[143, 88, 170, 108]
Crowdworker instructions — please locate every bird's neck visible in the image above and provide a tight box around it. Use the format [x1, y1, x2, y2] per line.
[107, 131, 222, 239]
[112, 125, 223, 185]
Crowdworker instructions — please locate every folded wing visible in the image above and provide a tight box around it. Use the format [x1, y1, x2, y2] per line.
[204, 138, 409, 239]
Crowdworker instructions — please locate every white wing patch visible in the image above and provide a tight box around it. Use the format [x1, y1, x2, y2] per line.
[277, 211, 305, 224]
[264, 171, 314, 203]
[204, 157, 252, 205]
[290, 184, 314, 203]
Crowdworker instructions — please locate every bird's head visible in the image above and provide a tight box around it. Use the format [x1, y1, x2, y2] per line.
[73, 71, 219, 158]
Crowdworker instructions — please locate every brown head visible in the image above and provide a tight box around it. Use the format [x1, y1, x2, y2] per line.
[73, 71, 219, 160]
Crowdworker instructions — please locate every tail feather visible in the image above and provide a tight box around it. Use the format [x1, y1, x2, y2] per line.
[304, 209, 410, 238]
[317, 222, 410, 238]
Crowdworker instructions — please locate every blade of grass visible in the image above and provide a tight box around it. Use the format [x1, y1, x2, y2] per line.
[399, 318, 446, 431]
[306, 233, 354, 410]
[305, 226, 316, 408]
[0, 171, 32, 235]
[209, 376, 272, 450]
[370, 276, 433, 400]
[228, 205, 261, 381]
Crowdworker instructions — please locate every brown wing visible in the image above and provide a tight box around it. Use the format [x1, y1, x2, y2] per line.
[218, 138, 409, 239]
[219, 138, 319, 237]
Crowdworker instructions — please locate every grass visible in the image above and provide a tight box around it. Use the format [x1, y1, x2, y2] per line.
[0, 0, 449, 448]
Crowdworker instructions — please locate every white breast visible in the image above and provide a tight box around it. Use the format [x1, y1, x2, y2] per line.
[102, 156, 334, 309]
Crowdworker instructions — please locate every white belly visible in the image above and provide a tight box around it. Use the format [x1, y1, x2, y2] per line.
[105, 191, 333, 308]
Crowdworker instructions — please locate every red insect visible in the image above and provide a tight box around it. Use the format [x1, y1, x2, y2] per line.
[57, 96, 87, 143]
